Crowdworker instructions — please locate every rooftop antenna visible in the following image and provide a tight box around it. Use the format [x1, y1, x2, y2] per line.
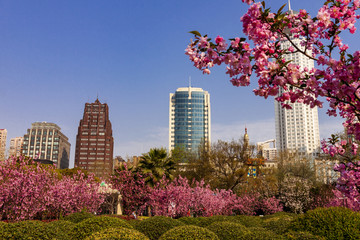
[189, 76, 192, 88]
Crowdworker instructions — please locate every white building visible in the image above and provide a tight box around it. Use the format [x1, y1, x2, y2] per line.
[9, 137, 24, 158]
[257, 139, 277, 161]
[0, 129, 7, 161]
[169, 86, 211, 152]
[274, 7, 321, 158]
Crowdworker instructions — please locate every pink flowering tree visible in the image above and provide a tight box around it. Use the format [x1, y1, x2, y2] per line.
[149, 176, 282, 217]
[110, 164, 152, 215]
[186, 0, 360, 210]
[0, 156, 104, 221]
[186, 0, 360, 144]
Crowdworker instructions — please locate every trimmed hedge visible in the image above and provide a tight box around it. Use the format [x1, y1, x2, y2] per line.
[134, 216, 184, 240]
[242, 228, 285, 240]
[71, 216, 133, 240]
[45, 220, 75, 240]
[159, 225, 219, 240]
[85, 227, 149, 240]
[263, 217, 293, 234]
[284, 231, 325, 240]
[231, 215, 263, 227]
[63, 211, 95, 223]
[291, 207, 360, 240]
[206, 221, 249, 240]
[0, 220, 53, 240]
[177, 217, 202, 226]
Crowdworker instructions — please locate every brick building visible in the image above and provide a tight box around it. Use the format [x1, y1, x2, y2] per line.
[74, 99, 114, 178]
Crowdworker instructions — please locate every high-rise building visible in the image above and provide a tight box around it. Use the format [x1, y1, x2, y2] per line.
[22, 122, 70, 168]
[169, 86, 211, 152]
[0, 129, 7, 161]
[9, 137, 24, 158]
[274, 6, 321, 158]
[74, 99, 114, 179]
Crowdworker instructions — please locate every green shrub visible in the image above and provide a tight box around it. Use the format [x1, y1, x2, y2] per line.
[187, 216, 213, 227]
[63, 211, 95, 223]
[45, 220, 75, 240]
[85, 227, 149, 240]
[242, 228, 285, 240]
[159, 225, 219, 240]
[262, 211, 297, 220]
[128, 219, 142, 228]
[284, 231, 325, 240]
[263, 217, 294, 234]
[291, 207, 360, 240]
[231, 215, 263, 227]
[177, 217, 202, 226]
[206, 221, 249, 240]
[72, 216, 133, 240]
[134, 216, 184, 240]
[0, 220, 54, 240]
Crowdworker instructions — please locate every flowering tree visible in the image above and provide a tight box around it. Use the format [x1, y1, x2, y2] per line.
[186, 0, 360, 210]
[149, 176, 282, 217]
[0, 156, 104, 221]
[110, 164, 152, 215]
[186, 0, 360, 145]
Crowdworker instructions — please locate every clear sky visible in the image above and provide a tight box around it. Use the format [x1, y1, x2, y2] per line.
[1, 0, 357, 167]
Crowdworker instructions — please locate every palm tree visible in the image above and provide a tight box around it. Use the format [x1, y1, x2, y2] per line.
[139, 148, 176, 186]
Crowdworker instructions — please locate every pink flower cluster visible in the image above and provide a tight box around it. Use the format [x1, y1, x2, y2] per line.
[186, 0, 360, 141]
[111, 168, 283, 217]
[321, 138, 358, 157]
[148, 177, 282, 217]
[0, 156, 104, 221]
[111, 165, 152, 215]
[329, 161, 360, 211]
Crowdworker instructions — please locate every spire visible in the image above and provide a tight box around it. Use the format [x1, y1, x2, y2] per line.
[189, 76, 192, 88]
[288, 0, 292, 11]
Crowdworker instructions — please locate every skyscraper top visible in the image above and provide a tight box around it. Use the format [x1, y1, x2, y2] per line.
[288, 0, 292, 11]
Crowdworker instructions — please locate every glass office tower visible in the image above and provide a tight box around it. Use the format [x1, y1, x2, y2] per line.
[169, 87, 211, 152]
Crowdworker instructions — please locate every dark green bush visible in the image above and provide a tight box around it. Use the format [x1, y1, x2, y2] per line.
[284, 231, 325, 240]
[262, 211, 297, 220]
[63, 211, 95, 223]
[177, 216, 202, 226]
[263, 217, 294, 234]
[134, 216, 184, 240]
[187, 216, 213, 227]
[0, 220, 54, 240]
[206, 221, 249, 240]
[85, 227, 149, 240]
[231, 215, 263, 227]
[45, 220, 75, 240]
[159, 225, 219, 240]
[242, 228, 285, 240]
[71, 216, 133, 240]
[128, 219, 142, 228]
[291, 207, 360, 240]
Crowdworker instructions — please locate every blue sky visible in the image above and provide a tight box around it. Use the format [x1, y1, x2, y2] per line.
[1, 0, 356, 167]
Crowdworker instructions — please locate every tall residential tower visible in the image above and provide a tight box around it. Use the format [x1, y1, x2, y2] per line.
[74, 99, 114, 178]
[169, 86, 211, 152]
[9, 137, 24, 158]
[274, 5, 321, 157]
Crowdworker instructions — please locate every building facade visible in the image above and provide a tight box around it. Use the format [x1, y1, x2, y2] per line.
[274, 15, 321, 158]
[169, 86, 211, 152]
[0, 129, 7, 161]
[257, 139, 277, 161]
[9, 137, 24, 158]
[74, 99, 114, 179]
[22, 122, 70, 168]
